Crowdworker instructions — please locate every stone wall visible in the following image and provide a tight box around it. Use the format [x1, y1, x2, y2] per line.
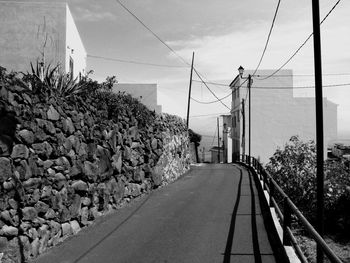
[0, 79, 190, 262]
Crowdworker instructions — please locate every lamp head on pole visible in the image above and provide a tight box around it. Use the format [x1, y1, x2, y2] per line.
[238, 66, 244, 77]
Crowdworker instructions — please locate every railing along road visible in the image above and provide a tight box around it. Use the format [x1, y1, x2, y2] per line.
[240, 155, 343, 263]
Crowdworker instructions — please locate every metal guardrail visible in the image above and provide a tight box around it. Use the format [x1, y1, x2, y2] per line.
[240, 155, 343, 263]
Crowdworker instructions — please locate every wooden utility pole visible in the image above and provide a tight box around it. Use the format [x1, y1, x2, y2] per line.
[311, 1, 324, 262]
[248, 74, 252, 166]
[186, 52, 195, 128]
[241, 99, 245, 159]
[217, 117, 220, 163]
[202, 147, 205, 162]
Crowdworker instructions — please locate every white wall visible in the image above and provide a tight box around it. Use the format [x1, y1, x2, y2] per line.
[113, 83, 162, 114]
[231, 69, 338, 163]
[65, 4, 86, 78]
[0, 2, 66, 73]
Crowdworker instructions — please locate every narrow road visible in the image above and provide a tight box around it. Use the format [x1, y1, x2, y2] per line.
[35, 164, 284, 263]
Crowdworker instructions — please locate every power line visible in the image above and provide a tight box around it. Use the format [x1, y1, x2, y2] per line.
[190, 112, 230, 118]
[115, 0, 190, 67]
[193, 82, 350, 91]
[191, 92, 232, 104]
[252, 0, 281, 76]
[87, 54, 186, 68]
[115, 0, 232, 113]
[194, 79, 350, 88]
[256, 73, 350, 77]
[193, 68, 231, 110]
[251, 83, 350, 89]
[259, 0, 341, 80]
[192, 78, 248, 105]
[192, 80, 229, 87]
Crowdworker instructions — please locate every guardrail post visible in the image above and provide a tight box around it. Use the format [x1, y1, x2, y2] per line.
[269, 180, 274, 207]
[259, 164, 263, 180]
[263, 171, 267, 190]
[283, 197, 291, 246]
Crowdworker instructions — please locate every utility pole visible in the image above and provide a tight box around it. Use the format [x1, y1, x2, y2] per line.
[248, 74, 252, 166]
[186, 52, 195, 128]
[222, 125, 226, 163]
[217, 117, 220, 163]
[241, 99, 245, 160]
[202, 147, 205, 162]
[312, 1, 324, 262]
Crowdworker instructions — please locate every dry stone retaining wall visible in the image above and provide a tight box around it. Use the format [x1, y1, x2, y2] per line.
[0, 81, 190, 263]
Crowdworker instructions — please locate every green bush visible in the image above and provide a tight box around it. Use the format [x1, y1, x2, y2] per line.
[266, 136, 350, 237]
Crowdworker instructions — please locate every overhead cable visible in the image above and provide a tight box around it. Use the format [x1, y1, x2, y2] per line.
[193, 80, 350, 89]
[115, 0, 232, 111]
[191, 92, 232, 104]
[115, 0, 190, 67]
[259, 0, 341, 80]
[255, 73, 350, 77]
[190, 112, 230, 118]
[87, 54, 186, 68]
[252, 83, 350, 89]
[193, 68, 231, 110]
[252, 0, 281, 76]
[191, 78, 248, 105]
[192, 80, 229, 87]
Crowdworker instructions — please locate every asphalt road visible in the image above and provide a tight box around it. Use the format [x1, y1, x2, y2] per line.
[35, 164, 280, 263]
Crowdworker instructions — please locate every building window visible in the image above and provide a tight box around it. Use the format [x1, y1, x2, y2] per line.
[69, 56, 74, 79]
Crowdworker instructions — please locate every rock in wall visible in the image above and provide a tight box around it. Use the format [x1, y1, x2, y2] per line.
[0, 77, 190, 262]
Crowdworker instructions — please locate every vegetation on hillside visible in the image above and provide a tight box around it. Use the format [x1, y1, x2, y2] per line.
[1, 63, 163, 128]
[266, 136, 350, 236]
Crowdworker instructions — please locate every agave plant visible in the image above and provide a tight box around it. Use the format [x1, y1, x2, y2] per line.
[23, 61, 92, 99]
[53, 73, 91, 98]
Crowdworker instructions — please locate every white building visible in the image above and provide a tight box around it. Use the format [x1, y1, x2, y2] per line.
[229, 69, 338, 163]
[0, 1, 86, 79]
[113, 83, 162, 114]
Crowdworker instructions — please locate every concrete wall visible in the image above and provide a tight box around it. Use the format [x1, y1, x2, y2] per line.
[0, 2, 86, 78]
[65, 5, 86, 78]
[113, 83, 162, 114]
[230, 69, 338, 163]
[0, 2, 66, 73]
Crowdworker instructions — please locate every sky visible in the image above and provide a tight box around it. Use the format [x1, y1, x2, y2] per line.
[26, 0, 350, 142]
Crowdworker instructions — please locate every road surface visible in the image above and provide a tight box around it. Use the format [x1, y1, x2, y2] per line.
[34, 164, 285, 263]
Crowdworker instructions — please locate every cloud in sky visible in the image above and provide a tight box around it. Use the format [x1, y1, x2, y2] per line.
[68, 0, 349, 134]
[73, 6, 117, 22]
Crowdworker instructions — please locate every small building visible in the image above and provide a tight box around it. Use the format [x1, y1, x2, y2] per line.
[113, 83, 162, 114]
[229, 69, 338, 163]
[209, 146, 224, 163]
[0, 1, 86, 78]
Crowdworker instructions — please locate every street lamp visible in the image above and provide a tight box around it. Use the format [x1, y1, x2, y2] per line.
[238, 66, 252, 166]
[238, 66, 244, 77]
